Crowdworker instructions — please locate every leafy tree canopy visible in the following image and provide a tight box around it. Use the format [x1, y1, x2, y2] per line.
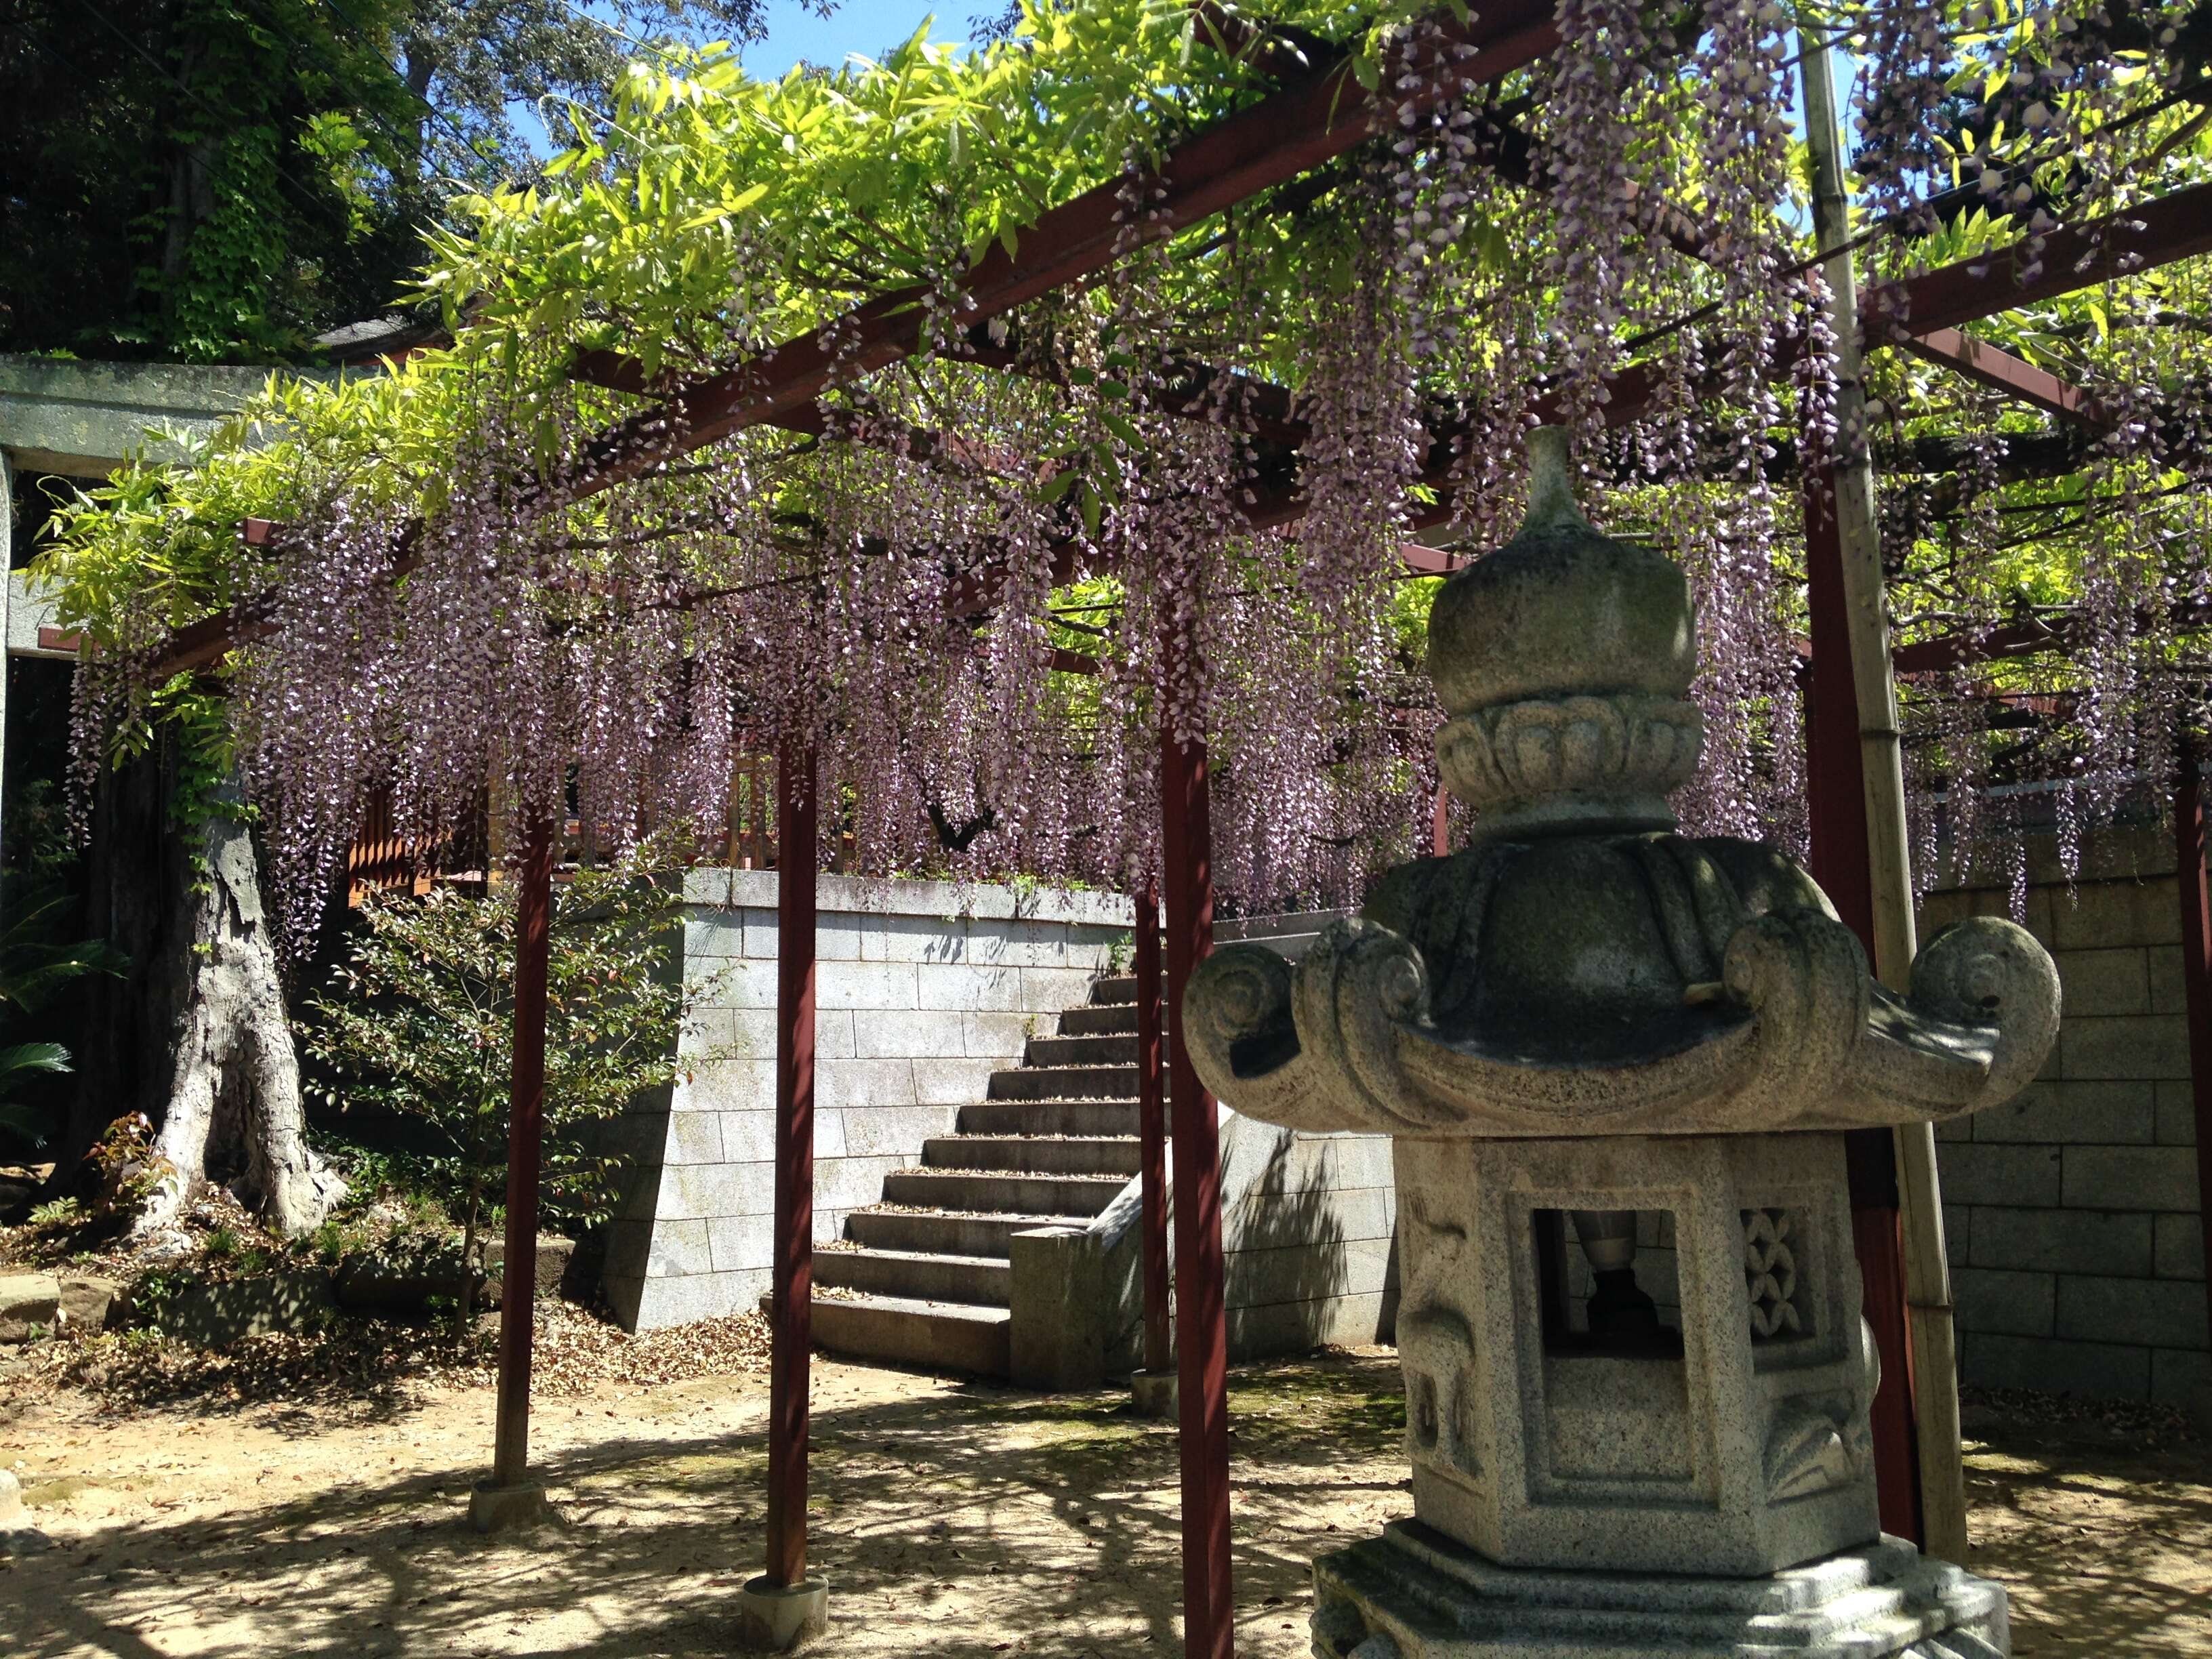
[0, 0, 781, 363]
[33, 0, 2212, 917]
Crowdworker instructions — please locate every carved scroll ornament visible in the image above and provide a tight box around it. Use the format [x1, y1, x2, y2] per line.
[1184, 898, 2059, 1140]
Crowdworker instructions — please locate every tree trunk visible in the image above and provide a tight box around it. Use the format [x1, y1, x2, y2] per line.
[156, 34, 215, 299]
[68, 736, 341, 1237]
[402, 39, 436, 165]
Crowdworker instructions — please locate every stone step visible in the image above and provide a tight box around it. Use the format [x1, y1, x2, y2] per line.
[808, 1292, 1011, 1377]
[813, 1247, 1010, 1307]
[880, 1168, 1126, 1216]
[1351, 1532, 1923, 1643]
[987, 1063, 1140, 1101]
[1439, 1581, 1920, 1646]
[1025, 1032, 1138, 1067]
[1057, 1002, 1140, 1037]
[958, 1098, 1143, 1137]
[846, 1208, 1070, 1258]
[794, 970, 1158, 1386]
[921, 1134, 1140, 1176]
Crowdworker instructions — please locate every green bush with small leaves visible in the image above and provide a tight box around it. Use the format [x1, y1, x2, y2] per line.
[300, 844, 716, 1274]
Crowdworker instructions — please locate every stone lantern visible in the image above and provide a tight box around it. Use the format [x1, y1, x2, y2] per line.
[1184, 430, 2056, 1659]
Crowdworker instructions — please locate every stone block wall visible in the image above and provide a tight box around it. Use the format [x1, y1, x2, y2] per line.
[1218, 1124, 1399, 1357]
[1921, 823, 2209, 1404]
[1214, 912, 1400, 1357]
[603, 869, 1132, 1329]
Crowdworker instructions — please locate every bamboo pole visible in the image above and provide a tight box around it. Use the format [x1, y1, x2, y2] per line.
[1805, 498, 1927, 1544]
[1134, 881, 1172, 1377]
[484, 760, 508, 884]
[2169, 726, 2212, 1364]
[1799, 24, 1970, 1563]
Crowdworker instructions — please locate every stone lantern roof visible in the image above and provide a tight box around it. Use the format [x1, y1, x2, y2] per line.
[1185, 430, 2060, 1140]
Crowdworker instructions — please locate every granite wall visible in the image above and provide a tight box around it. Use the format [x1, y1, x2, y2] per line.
[1213, 912, 1400, 1356]
[603, 869, 1132, 1330]
[1921, 821, 2209, 1405]
[1214, 1120, 1399, 1357]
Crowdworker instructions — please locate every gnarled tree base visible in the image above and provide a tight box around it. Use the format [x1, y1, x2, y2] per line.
[72, 739, 340, 1237]
[134, 808, 342, 1237]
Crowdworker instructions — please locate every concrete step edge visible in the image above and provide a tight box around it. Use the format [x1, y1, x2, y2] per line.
[815, 1246, 1008, 1271]
[931, 1134, 1140, 1147]
[888, 1168, 1127, 1185]
[811, 1291, 1012, 1325]
[850, 1205, 1075, 1225]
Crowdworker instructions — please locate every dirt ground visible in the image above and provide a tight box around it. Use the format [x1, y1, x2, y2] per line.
[3, 1351, 2208, 1658]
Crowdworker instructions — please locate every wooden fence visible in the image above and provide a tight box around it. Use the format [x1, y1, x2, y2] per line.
[344, 785, 489, 906]
[344, 760, 786, 905]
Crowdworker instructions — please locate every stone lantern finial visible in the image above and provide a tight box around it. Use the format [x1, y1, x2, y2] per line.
[1426, 427, 1702, 842]
[1518, 424, 1586, 531]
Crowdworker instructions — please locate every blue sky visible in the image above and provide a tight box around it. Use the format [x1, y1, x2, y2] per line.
[739, 2, 979, 76]
[509, 3, 982, 155]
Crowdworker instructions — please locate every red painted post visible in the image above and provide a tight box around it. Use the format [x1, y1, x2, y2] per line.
[1160, 697, 1235, 1659]
[1134, 880, 1172, 1375]
[2171, 724, 2212, 1326]
[492, 809, 555, 1490]
[1431, 788, 1452, 859]
[765, 741, 819, 1589]
[1803, 471, 1924, 1547]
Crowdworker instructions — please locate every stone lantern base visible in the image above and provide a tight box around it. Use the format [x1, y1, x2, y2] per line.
[1311, 1521, 2007, 1659]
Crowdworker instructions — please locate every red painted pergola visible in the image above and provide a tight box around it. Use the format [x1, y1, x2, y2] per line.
[144, 7, 2212, 1652]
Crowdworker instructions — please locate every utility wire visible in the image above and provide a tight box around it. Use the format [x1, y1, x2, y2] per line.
[308, 0, 513, 173]
[26, 5, 369, 251]
[236, 0, 504, 188]
[550, 0, 703, 73]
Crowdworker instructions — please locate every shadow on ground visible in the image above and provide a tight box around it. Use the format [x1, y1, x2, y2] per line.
[8, 1353, 1410, 1659]
[13, 1352, 2211, 1659]
[1960, 1418, 2212, 1659]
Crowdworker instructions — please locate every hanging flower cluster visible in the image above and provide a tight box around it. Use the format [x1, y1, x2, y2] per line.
[44, 0, 2212, 951]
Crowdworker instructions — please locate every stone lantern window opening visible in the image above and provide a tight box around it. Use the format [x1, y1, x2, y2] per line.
[1536, 1206, 1683, 1352]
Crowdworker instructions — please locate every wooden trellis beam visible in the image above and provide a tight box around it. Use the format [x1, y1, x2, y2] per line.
[1568, 183, 2212, 438]
[140, 23, 2212, 684]
[1872, 182, 2212, 339]
[460, 20, 2212, 576]
[1899, 328, 2105, 427]
[143, 179, 2211, 684]
[1894, 598, 2212, 677]
[541, 0, 1561, 508]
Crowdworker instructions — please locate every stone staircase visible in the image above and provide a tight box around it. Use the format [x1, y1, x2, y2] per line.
[810, 973, 1145, 1376]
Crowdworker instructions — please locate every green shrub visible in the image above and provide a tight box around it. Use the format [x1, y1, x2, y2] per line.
[26, 1196, 81, 1230]
[0, 874, 125, 1155]
[305, 1214, 369, 1264]
[300, 844, 715, 1287]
